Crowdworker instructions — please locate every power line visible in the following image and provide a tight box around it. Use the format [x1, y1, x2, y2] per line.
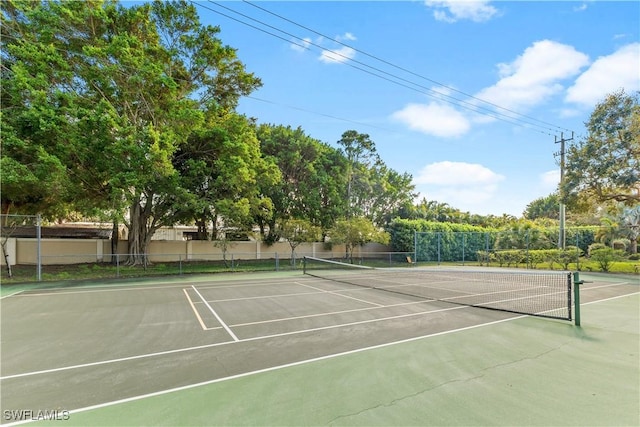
[242, 0, 573, 135]
[196, 0, 570, 136]
[245, 96, 396, 133]
[201, 0, 556, 135]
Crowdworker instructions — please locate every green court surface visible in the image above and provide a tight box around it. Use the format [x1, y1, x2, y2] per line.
[1, 271, 638, 426]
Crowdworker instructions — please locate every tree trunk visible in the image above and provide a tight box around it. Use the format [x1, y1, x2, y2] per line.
[111, 220, 119, 265]
[127, 198, 150, 266]
[1, 240, 12, 278]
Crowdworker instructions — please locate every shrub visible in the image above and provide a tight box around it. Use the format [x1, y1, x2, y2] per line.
[588, 243, 607, 256]
[590, 248, 625, 272]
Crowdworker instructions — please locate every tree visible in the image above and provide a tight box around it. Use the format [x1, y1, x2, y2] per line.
[524, 194, 560, 220]
[562, 90, 640, 210]
[329, 217, 390, 263]
[278, 219, 321, 264]
[255, 124, 348, 242]
[337, 130, 379, 219]
[336, 130, 415, 226]
[2, 0, 262, 264]
[619, 204, 640, 254]
[173, 112, 279, 240]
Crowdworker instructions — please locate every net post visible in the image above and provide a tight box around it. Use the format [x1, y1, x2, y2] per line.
[573, 272, 583, 326]
[302, 256, 307, 274]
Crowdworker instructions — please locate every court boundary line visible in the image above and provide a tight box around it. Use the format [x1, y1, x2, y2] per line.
[1, 293, 637, 427]
[2, 314, 532, 427]
[0, 290, 24, 299]
[190, 285, 239, 342]
[2, 286, 636, 382]
[3, 276, 306, 298]
[0, 303, 472, 380]
[4, 289, 637, 381]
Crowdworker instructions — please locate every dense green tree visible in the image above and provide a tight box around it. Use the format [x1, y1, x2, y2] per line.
[1, 0, 262, 264]
[173, 112, 279, 240]
[562, 90, 640, 210]
[523, 194, 560, 220]
[255, 124, 348, 242]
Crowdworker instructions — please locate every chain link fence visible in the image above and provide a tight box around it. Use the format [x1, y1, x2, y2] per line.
[413, 228, 596, 269]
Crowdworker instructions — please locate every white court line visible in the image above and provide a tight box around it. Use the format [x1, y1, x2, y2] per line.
[580, 281, 634, 290]
[190, 285, 239, 342]
[5, 276, 304, 297]
[0, 303, 467, 381]
[182, 288, 208, 331]
[295, 282, 384, 307]
[194, 289, 326, 303]
[0, 290, 24, 299]
[3, 290, 636, 383]
[231, 299, 431, 328]
[580, 291, 640, 305]
[1, 315, 529, 427]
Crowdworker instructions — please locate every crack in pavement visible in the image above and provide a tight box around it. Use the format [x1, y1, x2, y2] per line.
[327, 342, 570, 425]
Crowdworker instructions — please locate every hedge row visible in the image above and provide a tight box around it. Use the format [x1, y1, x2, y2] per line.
[477, 248, 583, 269]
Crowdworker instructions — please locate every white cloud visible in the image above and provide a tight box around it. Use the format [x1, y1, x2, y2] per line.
[319, 46, 356, 64]
[425, 0, 498, 23]
[573, 3, 588, 12]
[565, 43, 640, 107]
[413, 161, 505, 209]
[290, 37, 312, 52]
[415, 161, 504, 186]
[337, 32, 357, 42]
[391, 102, 470, 137]
[475, 40, 590, 112]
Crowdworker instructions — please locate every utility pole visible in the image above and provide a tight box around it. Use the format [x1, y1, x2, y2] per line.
[555, 131, 573, 250]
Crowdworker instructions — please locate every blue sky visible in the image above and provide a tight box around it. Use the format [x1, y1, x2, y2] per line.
[191, 1, 640, 217]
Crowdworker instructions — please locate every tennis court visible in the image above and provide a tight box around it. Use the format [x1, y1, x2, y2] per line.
[0, 265, 638, 426]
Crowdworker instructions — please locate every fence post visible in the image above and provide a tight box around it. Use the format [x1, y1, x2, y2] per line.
[576, 233, 580, 271]
[36, 214, 42, 281]
[275, 252, 279, 271]
[414, 231, 418, 264]
[116, 254, 120, 278]
[462, 233, 466, 266]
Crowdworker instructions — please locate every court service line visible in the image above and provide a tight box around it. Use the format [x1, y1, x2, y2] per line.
[190, 285, 239, 342]
[230, 299, 431, 328]
[295, 282, 384, 307]
[2, 315, 530, 427]
[581, 282, 634, 290]
[182, 288, 208, 331]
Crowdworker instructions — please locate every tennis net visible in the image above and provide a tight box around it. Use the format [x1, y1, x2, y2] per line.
[303, 256, 573, 320]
